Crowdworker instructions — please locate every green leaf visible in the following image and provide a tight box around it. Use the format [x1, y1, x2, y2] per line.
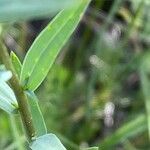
[0, 68, 18, 114]
[21, 0, 91, 91]
[10, 51, 22, 77]
[30, 134, 66, 150]
[26, 91, 47, 137]
[0, 0, 79, 22]
[0, 81, 18, 114]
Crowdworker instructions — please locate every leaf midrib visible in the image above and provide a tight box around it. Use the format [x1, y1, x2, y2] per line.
[23, 3, 81, 85]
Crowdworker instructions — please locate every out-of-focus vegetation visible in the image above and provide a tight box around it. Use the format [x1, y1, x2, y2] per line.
[0, 0, 150, 149]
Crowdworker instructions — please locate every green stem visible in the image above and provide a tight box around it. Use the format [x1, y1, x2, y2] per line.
[0, 40, 35, 142]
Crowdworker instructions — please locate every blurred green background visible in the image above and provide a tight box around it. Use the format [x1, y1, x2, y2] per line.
[0, 0, 150, 149]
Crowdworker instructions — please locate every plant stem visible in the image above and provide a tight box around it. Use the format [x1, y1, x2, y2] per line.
[0, 40, 36, 142]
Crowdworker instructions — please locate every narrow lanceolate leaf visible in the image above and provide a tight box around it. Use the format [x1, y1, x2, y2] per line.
[26, 91, 47, 137]
[0, 81, 18, 114]
[30, 134, 66, 150]
[21, 0, 91, 91]
[139, 53, 150, 139]
[10, 51, 22, 77]
[0, 0, 78, 22]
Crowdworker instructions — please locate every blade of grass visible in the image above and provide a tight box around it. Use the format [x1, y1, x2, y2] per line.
[121, 0, 145, 46]
[123, 140, 139, 150]
[98, 114, 147, 150]
[139, 53, 150, 140]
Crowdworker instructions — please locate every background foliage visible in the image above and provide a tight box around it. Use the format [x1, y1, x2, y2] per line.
[0, 0, 150, 149]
